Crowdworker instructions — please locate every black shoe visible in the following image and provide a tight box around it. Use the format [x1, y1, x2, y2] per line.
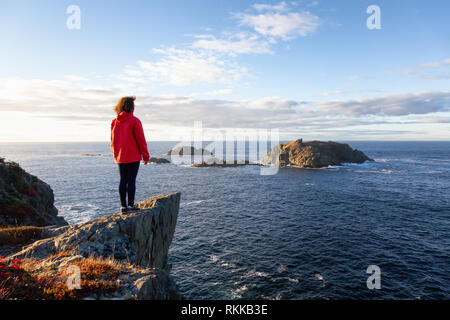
[128, 206, 140, 212]
[120, 206, 128, 214]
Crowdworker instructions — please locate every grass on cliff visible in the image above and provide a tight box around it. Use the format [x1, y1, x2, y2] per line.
[0, 254, 130, 300]
[0, 226, 43, 246]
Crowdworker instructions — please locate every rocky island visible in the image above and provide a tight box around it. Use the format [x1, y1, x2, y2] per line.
[0, 158, 181, 300]
[165, 146, 212, 156]
[188, 139, 372, 168]
[149, 157, 170, 164]
[262, 139, 373, 168]
[191, 158, 260, 167]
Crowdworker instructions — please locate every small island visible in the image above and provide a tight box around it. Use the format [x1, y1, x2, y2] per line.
[262, 139, 374, 168]
[165, 146, 212, 156]
[191, 157, 260, 168]
[149, 157, 170, 164]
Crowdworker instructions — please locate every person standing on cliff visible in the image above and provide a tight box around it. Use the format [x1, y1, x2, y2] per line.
[111, 96, 150, 214]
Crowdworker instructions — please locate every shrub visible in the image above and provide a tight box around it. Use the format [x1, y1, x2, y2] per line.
[0, 226, 43, 246]
[0, 255, 123, 300]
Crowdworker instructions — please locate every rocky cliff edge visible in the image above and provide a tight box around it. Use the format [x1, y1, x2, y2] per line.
[4, 193, 181, 300]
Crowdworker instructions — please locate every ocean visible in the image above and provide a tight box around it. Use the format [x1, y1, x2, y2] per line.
[0, 141, 449, 299]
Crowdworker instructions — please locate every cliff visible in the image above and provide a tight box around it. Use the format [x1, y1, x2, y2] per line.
[0, 158, 67, 227]
[262, 139, 373, 168]
[4, 193, 181, 300]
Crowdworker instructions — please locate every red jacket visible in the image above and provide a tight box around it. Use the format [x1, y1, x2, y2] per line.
[111, 112, 150, 163]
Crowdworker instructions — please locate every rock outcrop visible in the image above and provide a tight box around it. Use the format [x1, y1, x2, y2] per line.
[10, 193, 180, 271]
[7, 192, 181, 300]
[165, 146, 212, 156]
[191, 157, 260, 167]
[262, 139, 373, 168]
[0, 158, 68, 227]
[149, 157, 170, 164]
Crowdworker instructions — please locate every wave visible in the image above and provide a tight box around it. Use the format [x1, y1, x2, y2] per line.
[230, 285, 248, 299]
[58, 203, 99, 224]
[286, 161, 376, 170]
[417, 170, 446, 174]
[288, 277, 300, 284]
[180, 199, 207, 208]
[277, 265, 287, 273]
[209, 255, 219, 263]
[376, 158, 450, 165]
[242, 269, 270, 278]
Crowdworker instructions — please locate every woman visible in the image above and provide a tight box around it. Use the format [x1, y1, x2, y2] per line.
[111, 96, 150, 214]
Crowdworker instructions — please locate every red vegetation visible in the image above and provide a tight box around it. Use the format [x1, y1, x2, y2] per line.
[24, 188, 38, 197]
[0, 255, 122, 300]
[0, 256, 70, 300]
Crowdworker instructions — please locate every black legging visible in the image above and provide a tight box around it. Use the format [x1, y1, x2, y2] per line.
[118, 161, 140, 207]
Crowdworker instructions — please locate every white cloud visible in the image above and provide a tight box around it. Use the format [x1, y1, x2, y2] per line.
[206, 88, 234, 96]
[252, 1, 289, 12]
[421, 74, 450, 80]
[319, 90, 349, 97]
[347, 75, 361, 81]
[386, 58, 450, 80]
[114, 74, 146, 83]
[420, 58, 450, 68]
[125, 47, 248, 86]
[192, 33, 273, 55]
[64, 75, 89, 82]
[191, 2, 321, 58]
[311, 92, 450, 117]
[307, 1, 320, 7]
[238, 11, 320, 40]
[248, 96, 298, 112]
[0, 78, 129, 115]
[2, 78, 449, 131]
[318, 89, 384, 97]
[113, 2, 321, 88]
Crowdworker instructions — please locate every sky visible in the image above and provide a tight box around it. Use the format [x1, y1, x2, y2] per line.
[0, 0, 449, 142]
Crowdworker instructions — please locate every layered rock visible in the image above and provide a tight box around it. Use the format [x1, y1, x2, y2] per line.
[262, 139, 373, 168]
[10, 193, 180, 270]
[0, 158, 67, 227]
[7, 192, 181, 300]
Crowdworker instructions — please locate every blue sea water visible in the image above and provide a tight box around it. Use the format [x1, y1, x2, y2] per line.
[0, 141, 449, 299]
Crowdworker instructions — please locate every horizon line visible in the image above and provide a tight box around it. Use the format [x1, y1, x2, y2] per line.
[1, 139, 450, 144]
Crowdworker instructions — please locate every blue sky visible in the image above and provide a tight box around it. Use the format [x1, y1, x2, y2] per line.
[0, 0, 449, 141]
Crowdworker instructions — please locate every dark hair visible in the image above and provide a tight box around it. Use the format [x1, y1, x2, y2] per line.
[114, 96, 136, 114]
